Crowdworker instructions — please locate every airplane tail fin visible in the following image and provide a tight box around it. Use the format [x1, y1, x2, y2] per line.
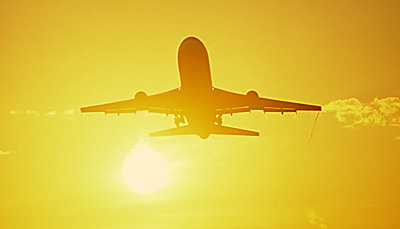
[149, 125, 259, 138]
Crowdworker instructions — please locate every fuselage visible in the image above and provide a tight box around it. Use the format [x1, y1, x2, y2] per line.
[177, 37, 216, 131]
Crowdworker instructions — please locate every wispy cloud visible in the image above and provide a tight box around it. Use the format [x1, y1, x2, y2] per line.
[325, 97, 400, 127]
[9, 110, 22, 115]
[0, 150, 10, 155]
[64, 109, 75, 116]
[9, 109, 77, 117]
[26, 110, 40, 116]
[45, 111, 56, 116]
[10, 110, 40, 116]
[307, 211, 328, 229]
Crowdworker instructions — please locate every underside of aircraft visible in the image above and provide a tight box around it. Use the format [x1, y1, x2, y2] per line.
[81, 37, 321, 138]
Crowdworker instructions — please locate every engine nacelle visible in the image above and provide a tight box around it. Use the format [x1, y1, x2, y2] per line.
[134, 91, 147, 108]
[246, 90, 259, 99]
[135, 91, 147, 100]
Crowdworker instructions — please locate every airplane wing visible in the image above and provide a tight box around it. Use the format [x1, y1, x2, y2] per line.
[212, 88, 321, 115]
[81, 88, 184, 115]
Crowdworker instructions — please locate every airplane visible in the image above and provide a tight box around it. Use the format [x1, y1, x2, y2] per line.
[81, 37, 321, 139]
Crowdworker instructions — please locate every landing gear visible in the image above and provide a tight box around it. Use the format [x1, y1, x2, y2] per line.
[215, 115, 222, 126]
[174, 115, 186, 127]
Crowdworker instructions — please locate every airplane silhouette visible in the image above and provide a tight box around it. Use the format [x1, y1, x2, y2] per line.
[81, 37, 321, 139]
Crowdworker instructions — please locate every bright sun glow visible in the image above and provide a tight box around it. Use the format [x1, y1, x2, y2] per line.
[122, 144, 168, 194]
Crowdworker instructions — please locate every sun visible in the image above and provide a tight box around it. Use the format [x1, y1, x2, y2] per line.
[122, 144, 168, 194]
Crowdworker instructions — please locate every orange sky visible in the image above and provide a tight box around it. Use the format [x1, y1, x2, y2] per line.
[1, 1, 400, 228]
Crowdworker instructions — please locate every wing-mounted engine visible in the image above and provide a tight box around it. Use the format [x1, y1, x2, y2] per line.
[246, 90, 259, 99]
[134, 91, 147, 109]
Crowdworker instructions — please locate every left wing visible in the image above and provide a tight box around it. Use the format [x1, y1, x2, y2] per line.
[81, 88, 184, 115]
[212, 88, 321, 115]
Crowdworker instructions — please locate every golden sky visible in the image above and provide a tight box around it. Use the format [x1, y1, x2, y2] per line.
[1, 0, 400, 228]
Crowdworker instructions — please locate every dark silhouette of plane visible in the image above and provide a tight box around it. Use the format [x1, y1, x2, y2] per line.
[81, 37, 321, 139]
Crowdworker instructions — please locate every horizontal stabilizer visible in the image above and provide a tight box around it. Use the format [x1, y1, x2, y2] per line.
[210, 125, 259, 136]
[150, 125, 194, 137]
[150, 125, 259, 138]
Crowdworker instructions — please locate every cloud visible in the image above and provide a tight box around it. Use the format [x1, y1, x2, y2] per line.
[64, 109, 75, 116]
[9, 109, 77, 117]
[307, 211, 328, 229]
[0, 150, 10, 155]
[45, 111, 56, 116]
[25, 110, 39, 116]
[10, 110, 40, 116]
[9, 110, 22, 115]
[324, 97, 400, 127]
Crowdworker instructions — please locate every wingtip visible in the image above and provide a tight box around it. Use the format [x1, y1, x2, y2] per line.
[80, 106, 92, 113]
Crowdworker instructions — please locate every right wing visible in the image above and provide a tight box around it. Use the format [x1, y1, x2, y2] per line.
[212, 88, 321, 115]
[80, 88, 184, 115]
